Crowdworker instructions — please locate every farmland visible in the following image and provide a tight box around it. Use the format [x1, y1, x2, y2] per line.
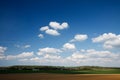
[0, 65, 120, 74]
[0, 66, 120, 80]
[0, 73, 120, 80]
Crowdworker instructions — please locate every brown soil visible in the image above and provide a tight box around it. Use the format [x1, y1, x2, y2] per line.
[0, 73, 120, 80]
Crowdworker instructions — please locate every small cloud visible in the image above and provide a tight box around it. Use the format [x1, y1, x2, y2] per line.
[45, 29, 60, 36]
[36, 47, 62, 61]
[70, 34, 88, 42]
[30, 57, 40, 61]
[0, 46, 7, 60]
[63, 43, 76, 50]
[38, 34, 44, 38]
[49, 21, 68, 30]
[23, 45, 31, 48]
[44, 54, 61, 59]
[39, 21, 69, 37]
[15, 44, 31, 49]
[40, 26, 49, 31]
[37, 47, 62, 55]
[70, 52, 86, 59]
[0, 46, 7, 54]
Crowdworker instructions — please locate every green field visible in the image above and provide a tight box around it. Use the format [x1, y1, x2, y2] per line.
[0, 66, 120, 74]
[1, 69, 120, 74]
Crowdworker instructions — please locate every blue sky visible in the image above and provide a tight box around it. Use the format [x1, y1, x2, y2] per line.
[0, 0, 120, 67]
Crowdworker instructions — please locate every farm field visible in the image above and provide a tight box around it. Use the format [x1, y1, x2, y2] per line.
[1, 66, 120, 74]
[0, 73, 120, 80]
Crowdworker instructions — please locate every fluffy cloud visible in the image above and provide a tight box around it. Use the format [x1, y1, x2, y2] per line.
[0, 46, 7, 55]
[37, 47, 62, 55]
[17, 52, 33, 58]
[66, 49, 119, 65]
[38, 34, 44, 38]
[70, 52, 85, 59]
[17, 47, 120, 66]
[40, 25, 60, 36]
[44, 54, 61, 59]
[19, 47, 63, 63]
[39, 21, 68, 37]
[36, 47, 62, 63]
[27, 56, 63, 65]
[0, 46, 7, 59]
[103, 39, 120, 49]
[30, 57, 40, 61]
[49, 22, 68, 30]
[6, 52, 34, 60]
[92, 33, 120, 49]
[0, 56, 5, 60]
[45, 29, 60, 36]
[63, 43, 76, 50]
[85, 49, 117, 58]
[92, 33, 119, 42]
[70, 34, 88, 42]
[40, 26, 49, 31]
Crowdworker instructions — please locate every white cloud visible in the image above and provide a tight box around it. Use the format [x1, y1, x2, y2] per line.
[45, 29, 60, 36]
[66, 49, 119, 65]
[6, 52, 34, 60]
[0, 56, 5, 60]
[17, 52, 33, 58]
[0, 46, 7, 55]
[17, 47, 120, 66]
[49, 22, 68, 30]
[15, 44, 31, 49]
[24, 45, 31, 48]
[38, 34, 44, 38]
[49, 22, 60, 29]
[6, 55, 16, 60]
[103, 39, 120, 49]
[30, 57, 40, 61]
[39, 21, 69, 37]
[44, 54, 61, 59]
[63, 43, 76, 50]
[92, 33, 120, 49]
[61, 22, 68, 29]
[71, 52, 85, 59]
[70, 34, 88, 42]
[37, 47, 62, 55]
[27, 56, 63, 65]
[85, 49, 116, 58]
[0, 46, 7, 60]
[92, 33, 118, 42]
[40, 26, 49, 31]
[35, 47, 63, 64]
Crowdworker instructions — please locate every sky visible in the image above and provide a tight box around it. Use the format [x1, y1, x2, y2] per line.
[0, 0, 120, 67]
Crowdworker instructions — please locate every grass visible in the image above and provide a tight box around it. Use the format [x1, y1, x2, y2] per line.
[1, 68, 120, 74]
[1, 66, 120, 74]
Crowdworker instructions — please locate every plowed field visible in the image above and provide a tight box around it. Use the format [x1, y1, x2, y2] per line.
[0, 73, 120, 80]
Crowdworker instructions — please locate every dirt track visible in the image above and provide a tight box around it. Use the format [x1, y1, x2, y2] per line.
[0, 73, 120, 80]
